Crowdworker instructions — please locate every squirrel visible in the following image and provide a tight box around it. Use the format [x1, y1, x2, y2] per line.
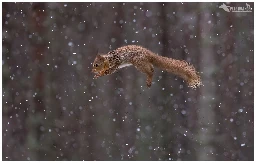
[92, 45, 202, 89]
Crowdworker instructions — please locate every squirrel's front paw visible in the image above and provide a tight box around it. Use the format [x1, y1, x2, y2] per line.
[93, 74, 100, 79]
[93, 72, 105, 79]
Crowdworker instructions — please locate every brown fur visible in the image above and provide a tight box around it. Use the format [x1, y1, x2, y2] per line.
[92, 45, 202, 88]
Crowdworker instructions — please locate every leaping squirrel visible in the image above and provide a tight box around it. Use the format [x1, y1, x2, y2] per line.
[92, 45, 202, 89]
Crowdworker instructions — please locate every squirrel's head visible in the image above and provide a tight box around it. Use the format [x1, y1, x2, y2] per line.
[92, 54, 109, 73]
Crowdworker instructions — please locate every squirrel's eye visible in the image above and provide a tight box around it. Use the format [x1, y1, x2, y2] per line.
[94, 64, 98, 67]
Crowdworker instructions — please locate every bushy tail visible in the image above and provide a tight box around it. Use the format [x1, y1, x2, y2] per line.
[149, 54, 202, 89]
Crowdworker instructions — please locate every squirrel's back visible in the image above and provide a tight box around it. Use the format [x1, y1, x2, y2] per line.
[115, 45, 152, 56]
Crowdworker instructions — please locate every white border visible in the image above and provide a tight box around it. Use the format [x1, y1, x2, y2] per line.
[1, 0, 255, 162]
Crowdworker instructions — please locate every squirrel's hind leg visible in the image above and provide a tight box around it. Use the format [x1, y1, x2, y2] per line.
[134, 62, 154, 88]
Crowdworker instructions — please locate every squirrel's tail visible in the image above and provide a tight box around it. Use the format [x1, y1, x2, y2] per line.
[149, 54, 202, 89]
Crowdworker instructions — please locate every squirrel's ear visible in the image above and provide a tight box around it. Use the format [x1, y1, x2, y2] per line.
[96, 54, 104, 59]
[96, 54, 105, 61]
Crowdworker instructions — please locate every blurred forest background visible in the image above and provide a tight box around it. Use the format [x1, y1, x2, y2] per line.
[2, 2, 254, 161]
